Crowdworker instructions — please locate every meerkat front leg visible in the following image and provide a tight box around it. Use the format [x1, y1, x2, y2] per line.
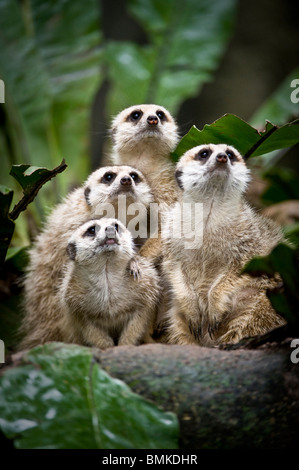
[81, 322, 115, 349]
[128, 257, 142, 280]
[163, 260, 202, 345]
[118, 312, 154, 346]
[165, 304, 201, 345]
[207, 273, 238, 337]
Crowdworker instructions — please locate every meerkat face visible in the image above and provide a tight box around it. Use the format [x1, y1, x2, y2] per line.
[175, 144, 251, 198]
[83, 165, 153, 209]
[67, 218, 134, 264]
[110, 104, 179, 153]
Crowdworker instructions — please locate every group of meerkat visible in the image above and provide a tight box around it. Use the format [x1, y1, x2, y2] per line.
[18, 104, 286, 351]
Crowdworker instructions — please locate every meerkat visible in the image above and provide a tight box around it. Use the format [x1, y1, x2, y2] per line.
[161, 143, 286, 346]
[110, 104, 180, 262]
[110, 104, 180, 206]
[59, 218, 160, 348]
[19, 165, 154, 350]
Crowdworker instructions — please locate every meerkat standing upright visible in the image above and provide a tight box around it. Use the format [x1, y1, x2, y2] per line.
[19, 165, 154, 350]
[110, 104, 180, 261]
[162, 144, 286, 345]
[60, 218, 160, 348]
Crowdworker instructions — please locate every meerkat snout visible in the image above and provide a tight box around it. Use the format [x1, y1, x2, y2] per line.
[120, 176, 132, 186]
[215, 152, 228, 163]
[105, 223, 118, 239]
[147, 115, 159, 126]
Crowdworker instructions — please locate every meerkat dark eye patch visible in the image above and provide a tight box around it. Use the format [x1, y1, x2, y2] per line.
[156, 110, 167, 121]
[84, 225, 97, 238]
[127, 110, 143, 122]
[84, 186, 91, 205]
[67, 242, 77, 260]
[226, 149, 236, 161]
[194, 148, 211, 161]
[101, 172, 116, 184]
[175, 169, 184, 189]
[129, 172, 140, 183]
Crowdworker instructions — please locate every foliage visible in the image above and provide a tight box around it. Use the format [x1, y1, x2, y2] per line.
[172, 114, 299, 162]
[0, 343, 179, 449]
[105, 0, 237, 114]
[243, 241, 299, 330]
[0, 0, 103, 240]
[0, 161, 67, 265]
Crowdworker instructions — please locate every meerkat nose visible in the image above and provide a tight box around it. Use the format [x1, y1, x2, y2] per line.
[147, 115, 159, 126]
[105, 225, 117, 238]
[216, 153, 228, 163]
[120, 176, 132, 185]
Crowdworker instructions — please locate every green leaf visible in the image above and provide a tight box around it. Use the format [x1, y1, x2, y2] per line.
[0, 343, 179, 449]
[261, 167, 299, 204]
[0, 0, 102, 208]
[243, 243, 299, 326]
[8, 160, 67, 220]
[172, 114, 299, 162]
[283, 223, 299, 249]
[105, 0, 237, 115]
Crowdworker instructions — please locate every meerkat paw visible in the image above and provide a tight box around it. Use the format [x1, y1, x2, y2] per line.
[216, 328, 243, 345]
[128, 258, 142, 281]
[207, 312, 223, 339]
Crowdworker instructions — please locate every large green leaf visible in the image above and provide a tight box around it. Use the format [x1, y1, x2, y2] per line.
[9, 160, 67, 220]
[0, 0, 102, 201]
[0, 343, 179, 449]
[104, 0, 237, 115]
[172, 114, 299, 161]
[243, 243, 299, 327]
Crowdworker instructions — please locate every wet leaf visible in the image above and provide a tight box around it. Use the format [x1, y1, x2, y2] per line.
[0, 343, 179, 449]
[105, 0, 237, 114]
[172, 114, 299, 161]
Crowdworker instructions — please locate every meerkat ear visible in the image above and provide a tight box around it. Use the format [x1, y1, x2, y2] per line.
[175, 169, 184, 189]
[84, 186, 91, 206]
[67, 242, 77, 260]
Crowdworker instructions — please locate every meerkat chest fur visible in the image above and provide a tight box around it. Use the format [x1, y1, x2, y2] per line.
[61, 218, 160, 329]
[165, 143, 283, 294]
[64, 256, 134, 318]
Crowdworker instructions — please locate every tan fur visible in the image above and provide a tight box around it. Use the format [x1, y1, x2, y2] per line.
[59, 219, 160, 348]
[161, 144, 286, 346]
[19, 165, 154, 350]
[109, 104, 181, 325]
